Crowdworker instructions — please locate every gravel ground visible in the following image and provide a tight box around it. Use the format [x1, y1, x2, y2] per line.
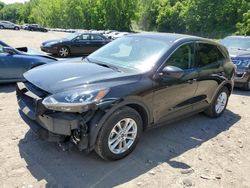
[0, 30, 250, 188]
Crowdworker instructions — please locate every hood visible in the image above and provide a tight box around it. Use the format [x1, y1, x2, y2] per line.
[228, 48, 250, 58]
[24, 62, 141, 94]
[42, 39, 67, 46]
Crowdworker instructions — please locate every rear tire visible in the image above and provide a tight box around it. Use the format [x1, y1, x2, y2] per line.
[204, 86, 229, 118]
[0, 25, 4, 29]
[95, 107, 143, 160]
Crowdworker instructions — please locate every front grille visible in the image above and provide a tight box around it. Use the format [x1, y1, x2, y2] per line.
[16, 82, 48, 116]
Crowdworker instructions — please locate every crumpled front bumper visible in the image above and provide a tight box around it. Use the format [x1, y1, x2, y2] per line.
[16, 82, 80, 141]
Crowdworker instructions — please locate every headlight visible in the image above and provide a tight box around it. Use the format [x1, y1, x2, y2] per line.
[42, 88, 109, 112]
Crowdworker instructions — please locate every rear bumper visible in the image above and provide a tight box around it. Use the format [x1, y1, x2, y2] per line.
[16, 82, 80, 140]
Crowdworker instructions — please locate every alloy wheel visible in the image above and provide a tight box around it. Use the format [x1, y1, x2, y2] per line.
[108, 118, 137, 154]
[215, 92, 228, 114]
[59, 47, 69, 57]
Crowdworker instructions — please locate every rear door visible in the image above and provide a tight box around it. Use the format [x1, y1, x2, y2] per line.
[89, 34, 107, 53]
[194, 42, 226, 110]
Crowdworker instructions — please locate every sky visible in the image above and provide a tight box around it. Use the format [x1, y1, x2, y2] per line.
[0, 0, 29, 4]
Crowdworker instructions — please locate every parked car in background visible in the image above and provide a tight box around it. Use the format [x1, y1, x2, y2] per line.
[25, 24, 48, 32]
[41, 32, 110, 57]
[17, 33, 234, 160]
[0, 21, 20, 30]
[221, 36, 250, 90]
[112, 32, 129, 40]
[0, 40, 57, 83]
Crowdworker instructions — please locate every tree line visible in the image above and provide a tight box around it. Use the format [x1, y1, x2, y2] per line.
[0, 0, 249, 38]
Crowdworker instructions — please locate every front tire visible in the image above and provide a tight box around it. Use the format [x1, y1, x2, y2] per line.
[58, 46, 70, 57]
[95, 107, 143, 160]
[14, 26, 19, 30]
[204, 86, 229, 118]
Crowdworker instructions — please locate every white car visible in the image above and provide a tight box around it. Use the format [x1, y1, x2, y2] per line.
[0, 21, 20, 30]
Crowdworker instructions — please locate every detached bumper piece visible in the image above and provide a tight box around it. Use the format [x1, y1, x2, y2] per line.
[16, 82, 81, 141]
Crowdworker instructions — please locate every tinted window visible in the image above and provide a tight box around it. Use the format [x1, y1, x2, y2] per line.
[76, 34, 90, 41]
[91, 35, 104, 40]
[196, 43, 225, 67]
[165, 43, 195, 70]
[82, 34, 90, 40]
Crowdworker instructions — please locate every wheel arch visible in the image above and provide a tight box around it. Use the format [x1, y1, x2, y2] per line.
[58, 45, 71, 56]
[210, 81, 233, 104]
[88, 100, 152, 151]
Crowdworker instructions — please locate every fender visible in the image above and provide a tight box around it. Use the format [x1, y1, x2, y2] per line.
[87, 98, 153, 151]
[209, 80, 233, 104]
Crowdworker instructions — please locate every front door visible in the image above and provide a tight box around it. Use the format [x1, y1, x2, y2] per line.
[71, 34, 92, 55]
[0, 45, 28, 81]
[153, 43, 199, 124]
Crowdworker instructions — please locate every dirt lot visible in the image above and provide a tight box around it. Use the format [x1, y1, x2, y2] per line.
[0, 30, 250, 188]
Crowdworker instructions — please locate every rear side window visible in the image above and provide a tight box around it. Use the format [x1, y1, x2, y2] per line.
[196, 43, 225, 68]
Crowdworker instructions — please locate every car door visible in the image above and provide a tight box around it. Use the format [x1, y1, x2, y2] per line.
[153, 42, 199, 124]
[5, 22, 13, 29]
[194, 42, 226, 110]
[89, 34, 107, 53]
[71, 34, 92, 55]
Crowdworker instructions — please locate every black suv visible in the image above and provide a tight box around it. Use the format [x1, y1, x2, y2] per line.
[17, 33, 235, 160]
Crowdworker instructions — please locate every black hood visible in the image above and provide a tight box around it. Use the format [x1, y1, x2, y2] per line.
[24, 62, 141, 94]
[42, 39, 67, 46]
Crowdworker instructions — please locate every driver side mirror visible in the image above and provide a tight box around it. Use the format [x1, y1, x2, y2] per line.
[3, 47, 16, 55]
[158, 65, 184, 80]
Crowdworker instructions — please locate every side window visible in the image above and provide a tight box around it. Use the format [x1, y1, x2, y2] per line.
[91, 35, 104, 41]
[75, 34, 90, 41]
[165, 43, 195, 70]
[196, 43, 225, 68]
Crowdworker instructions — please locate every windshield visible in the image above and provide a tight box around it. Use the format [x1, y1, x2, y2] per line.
[64, 33, 79, 40]
[221, 37, 250, 50]
[88, 36, 171, 72]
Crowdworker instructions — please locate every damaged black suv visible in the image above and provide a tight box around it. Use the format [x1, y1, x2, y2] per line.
[17, 33, 235, 160]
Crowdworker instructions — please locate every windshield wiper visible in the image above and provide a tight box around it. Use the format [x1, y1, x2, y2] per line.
[85, 57, 121, 72]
